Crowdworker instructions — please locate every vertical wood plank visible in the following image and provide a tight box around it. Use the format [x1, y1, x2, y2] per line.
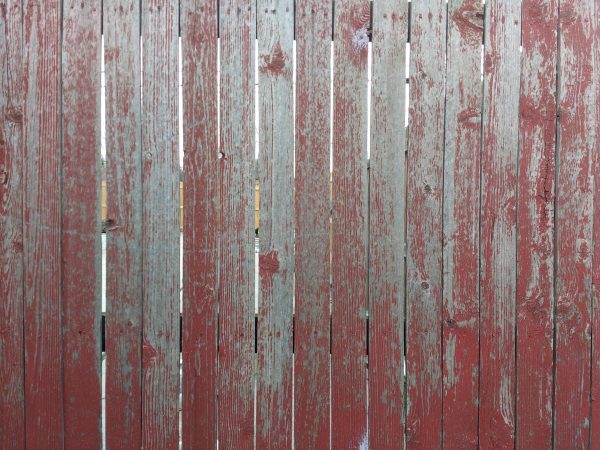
[479, 0, 522, 447]
[405, 1, 446, 448]
[22, 1, 64, 447]
[515, 1, 558, 448]
[104, 1, 143, 447]
[218, 1, 256, 448]
[61, 1, 102, 446]
[442, 1, 483, 448]
[553, 0, 595, 447]
[181, 0, 219, 448]
[294, 1, 332, 448]
[0, 1, 24, 447]
[256, 1, 295, 448]
[368, 1, 408, 448]
[141, 1, 180, 448]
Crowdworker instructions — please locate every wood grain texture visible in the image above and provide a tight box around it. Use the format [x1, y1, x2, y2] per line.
[553, 0, 595, 447]
[22, 1, 64, 447]
[368, 1, 408, 448]
[0, 1, 24, 448]
[331, 1, 370, 448]
[479, 0, 522, 447]
[61, 1, 102, 446]
[256, 1, 295, 448]
[405, 1, 446, 448]
[294, 1, 332, 448]
[442, 1, 483, 448]
[181, 0, 219, 448]
[516, 1, 558, 448]
[104, 1, 143, 448]
[218, 1, 256, 448]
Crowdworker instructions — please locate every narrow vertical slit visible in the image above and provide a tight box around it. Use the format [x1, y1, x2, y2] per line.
[177, 18, 183, 446]
[100, 30, 107, 450]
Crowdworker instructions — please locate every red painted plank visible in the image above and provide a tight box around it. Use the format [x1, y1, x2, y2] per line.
[104, 1, 143, 448]
[553, 0, 595, 447]
[368, 1, 408, 448]
[515, 1, 558, 448]
[593, 5, 600, 447]
[256, 1, 294, 448]
[405, 1, 446, 448]
[294, 1, 332, 448]
[0, 1, 24, 448]
[442, 1, 483, 448]
[218, 1, 256, 448]
[181, 0, 218, 448]
[22, 1, 64, 447]
[61, 1, 102, 447]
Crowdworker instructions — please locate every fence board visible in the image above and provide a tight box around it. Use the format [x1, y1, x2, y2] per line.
[22, 1, 63, 447]
[405, 1, 446, 448]
[256, 1, 295, 448]
[593, 6, 600, 447]
[294, 1, 332, 448]
[104, 1, 143, 447]
[442, 1, 483, 448]
[553, 0, 595, 447]
[181, 0, 219, 448]
[0, 1, 24, 448]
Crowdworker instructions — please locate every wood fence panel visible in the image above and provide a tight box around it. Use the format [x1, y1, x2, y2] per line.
[218, 1, 256, 448]
[181, 0, 219, 448]
[256, 1, 295, 448]
[294, 1, 332, 448]
[553, 0, 596, 447]
[22, 2, 64, 447]
[593, 6, 600, 447]
[405, 2, 446, 448]
[368, 1, 408, 448]
[516, 1, 558, 448]
[0, 1, 24, 448]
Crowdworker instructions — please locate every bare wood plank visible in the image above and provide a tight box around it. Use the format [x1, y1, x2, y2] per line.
[218, 1, 256, 448]
[368, 1, 408, 448]
[0, 1, 24, 447]
[294, 1, 332, 447]
[104, 1, 143, 447]
[61, 1, 102, 446]
[405, 1, 446, 448]
[181, 0, 219, 448]
[22, 1, 64, 446]
[442, 1, 483, 448]
[553, 0, 595, 447]
[515, 1, 558, 448]
[256, 1, 295, 448]
[478, 0, 522, 447]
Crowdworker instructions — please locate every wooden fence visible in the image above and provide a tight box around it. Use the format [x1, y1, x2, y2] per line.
[1, 1, 599, 449]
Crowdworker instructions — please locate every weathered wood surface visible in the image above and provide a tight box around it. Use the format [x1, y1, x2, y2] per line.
[553, 0, 595, 447]
[406, 1, 446, 448]
[181, 0, 219, 448]
[0, 1, 24, 448]
[593, 5, 600, 447]
[368, 1, 408, 448]
[294, 1, 332, 448]
[442, 1, 483, 448]
[516, 1, 558, 448]
[256, 1, 295, 448]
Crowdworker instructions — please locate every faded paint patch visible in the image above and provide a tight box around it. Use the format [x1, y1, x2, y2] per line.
[260, 42, 286, 76]
[259, 250, 280, 278]
[352, 27, 369, 54]
[358, 431, 369, 450]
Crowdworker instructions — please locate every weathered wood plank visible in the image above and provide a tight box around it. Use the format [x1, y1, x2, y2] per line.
[442, 1, 483, 448]
[294, 1, 332, 448]
[405, 1, 446, 448]
[104, 1, 143, 447]
[368, 1, 408, 448]
[218, 1, 256, 448]
[553, 0, 595, 447]
[515, 1, 558, 448]
[181, 0, 219, 448]
[256, 1, 295, 448]
[593, 5, 600, 446]
[479, 0, 522, 447]
[331, 1, 370, 448]
[0, 1, 24, 448]
[22, 1, 64, 447]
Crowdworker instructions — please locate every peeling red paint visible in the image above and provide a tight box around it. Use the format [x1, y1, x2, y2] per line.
[259, 249, 280, 277]
[260, 41, 286, 76]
